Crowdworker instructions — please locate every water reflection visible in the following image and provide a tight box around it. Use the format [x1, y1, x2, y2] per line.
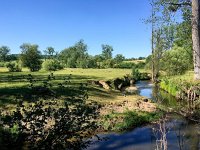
[87, 115, 200, 150]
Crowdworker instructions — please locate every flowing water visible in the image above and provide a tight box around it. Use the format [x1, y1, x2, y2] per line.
[86, 81, 200, 150]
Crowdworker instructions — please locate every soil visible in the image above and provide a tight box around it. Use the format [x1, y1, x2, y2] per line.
[100, 98, 157, 115]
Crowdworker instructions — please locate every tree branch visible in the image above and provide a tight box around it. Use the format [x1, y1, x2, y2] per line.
[165, 1, 191, 7]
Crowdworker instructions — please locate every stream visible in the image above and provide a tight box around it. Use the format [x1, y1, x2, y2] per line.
[86, 81, 200, 150]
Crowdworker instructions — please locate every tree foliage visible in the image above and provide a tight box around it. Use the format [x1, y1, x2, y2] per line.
[44, 47, 55, 59]
[101, 44, 113, 60]
[160, 45, 191, 75]
[0, 46, 10, 61]
[114, 54, 125, 64]
[20, 44, 42, 72]
[59, 40, 89, 68]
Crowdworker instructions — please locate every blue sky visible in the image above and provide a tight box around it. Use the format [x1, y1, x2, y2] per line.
[0, 0, 152, 58]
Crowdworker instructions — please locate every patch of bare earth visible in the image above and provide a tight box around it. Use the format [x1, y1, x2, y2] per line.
[100, 97, 157, 115]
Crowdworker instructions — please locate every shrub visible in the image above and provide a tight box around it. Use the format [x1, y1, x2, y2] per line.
[132, 66, 140, 80]
[114, 62, 135, 69]
[136, 62, 145, 69]
[101, 59, 115, 68]
[6, 62, 22, 72]
[42, 59, 63, 71]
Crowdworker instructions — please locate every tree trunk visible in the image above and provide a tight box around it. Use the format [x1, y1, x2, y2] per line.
[192, 0, 200, 80]
[151, 1, 156, 82]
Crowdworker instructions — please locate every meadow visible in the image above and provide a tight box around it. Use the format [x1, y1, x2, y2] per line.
[0, 67, 142, 111]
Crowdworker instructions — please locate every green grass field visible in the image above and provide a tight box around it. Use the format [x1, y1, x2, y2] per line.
[0, 67, 141, 110]
[0, 67, 132, 88]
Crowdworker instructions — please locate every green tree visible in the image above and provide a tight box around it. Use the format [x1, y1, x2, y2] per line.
[101, 59, 115, 68]
[20, 43, 42, 72]
[59, 40, 88, 68]
[94, 55, 104, 68]
[101, 44, 113, 60]
[114, 54, 125, 64]
[160, 45, 191, 75]
[0, 46, 10, 61]
[154, 0, 200, 79]
[87, 56, 98, 68]
[44, 46, 55, 59]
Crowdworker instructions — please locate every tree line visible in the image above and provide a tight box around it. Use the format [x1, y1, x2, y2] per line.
[0, 40, 146, 72]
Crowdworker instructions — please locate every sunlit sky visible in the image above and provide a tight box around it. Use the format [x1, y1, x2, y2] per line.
[0, 0, 152, 58]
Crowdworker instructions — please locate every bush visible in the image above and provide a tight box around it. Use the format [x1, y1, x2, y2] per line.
[42, 59, 64, 71]
[101, 59, 115, 68]
[114, 62, 135, 69]
[132, 66, 140, 80]
[136, 62, 145, 69]
[6, 62, 22, 72]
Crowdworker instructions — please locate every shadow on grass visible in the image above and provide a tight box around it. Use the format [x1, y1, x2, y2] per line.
[0, 73, 115, 106]
[87, 86, 117, 99]
[0, 73, 101, 82]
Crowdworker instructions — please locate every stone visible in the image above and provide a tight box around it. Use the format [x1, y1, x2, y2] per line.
[143, 98, 149, 102]
[123, 86, 138, 94]
[99, 80, 110, 90]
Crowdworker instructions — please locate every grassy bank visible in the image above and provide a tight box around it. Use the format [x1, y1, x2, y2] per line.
[159, 71, 200, 120]
[160, 71, 196, 97]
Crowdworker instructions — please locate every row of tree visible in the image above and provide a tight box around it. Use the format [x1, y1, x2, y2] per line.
[1, 40, 145, 71]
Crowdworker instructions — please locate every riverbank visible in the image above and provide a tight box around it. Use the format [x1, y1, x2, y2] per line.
[98, 97, 161, 132]
[87, 113, 200, 150]
[159, 71, 200, 121]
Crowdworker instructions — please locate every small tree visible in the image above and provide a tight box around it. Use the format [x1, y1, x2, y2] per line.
[101, 44, 113, 60]
[0, 46, 10, 61]
[20, 43, 42, 72]
[59, 40, 88, 68]
[114, 54, 125, 64]
[44, 46, 55, 59]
